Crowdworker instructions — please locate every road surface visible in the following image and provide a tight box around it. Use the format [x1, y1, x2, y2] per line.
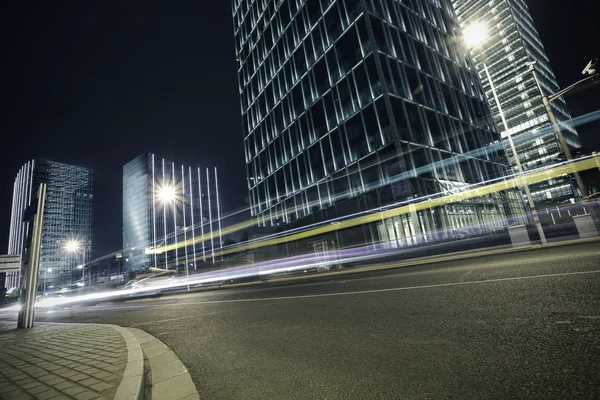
[2, 241, 600, 399]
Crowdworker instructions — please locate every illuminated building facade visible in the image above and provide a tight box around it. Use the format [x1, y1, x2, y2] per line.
[452, 0, 581, 203]
[122, 153, 223, 272]
[7, 160, 94, 287]
[233, 0, 524, 246]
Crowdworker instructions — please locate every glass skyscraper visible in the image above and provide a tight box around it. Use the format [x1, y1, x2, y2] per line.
[122, 154, 223, 272]
[233, 0, 523, 245]
[7, 160, 94, 287]
[452, 0, 581, 203]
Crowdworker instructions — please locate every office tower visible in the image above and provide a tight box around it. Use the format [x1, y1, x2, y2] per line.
[7, 160, 94, 287]
[452, 0, 581, 203]
[122, 153, 223, 272]
[233, 0, 523, 245]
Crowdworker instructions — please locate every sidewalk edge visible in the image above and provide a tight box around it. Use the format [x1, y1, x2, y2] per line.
[127, 327, 200, 400]
[113, 325, 145, 400]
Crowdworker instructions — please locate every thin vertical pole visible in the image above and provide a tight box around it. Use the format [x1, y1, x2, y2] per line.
[206, 169, 215, 264]
[214, 167, 223, 260]
[162, 159, 168, 269]
[151, 155, 157, 269]
[189, 167, 197, 270]
[181, 165, 189, 290]
[482, 62, 546, 245]
[172, 162, 178, 269]
[198, 168, 206, 261]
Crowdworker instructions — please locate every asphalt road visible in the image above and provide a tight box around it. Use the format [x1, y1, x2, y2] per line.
[3, 241, 600, 399]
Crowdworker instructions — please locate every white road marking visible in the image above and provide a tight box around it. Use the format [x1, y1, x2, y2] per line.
[166, 269, 600, 306]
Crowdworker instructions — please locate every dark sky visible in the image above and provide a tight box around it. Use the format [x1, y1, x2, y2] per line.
[1, 0, 598, 255]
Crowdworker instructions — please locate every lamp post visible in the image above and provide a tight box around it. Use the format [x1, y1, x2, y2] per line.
[64, 239, 88, 289]
[158, 185, 190, 290]
[527, 60, 597, 198]
[464, 23, 547, 245]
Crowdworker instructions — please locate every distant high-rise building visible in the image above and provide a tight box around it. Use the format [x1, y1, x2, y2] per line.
[233, 0, 523, 245]
[122, 154, 223, 272]
[7, 160, 94, 287]
[452, 0, 581, 203]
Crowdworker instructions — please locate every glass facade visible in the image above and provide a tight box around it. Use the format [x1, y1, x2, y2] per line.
[452, 0, 581, 203]
[233, 0, 523, 243]
[7, 160, 94, 287]
[122, 154, 223, 272]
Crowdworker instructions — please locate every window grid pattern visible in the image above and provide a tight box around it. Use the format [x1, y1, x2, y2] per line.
[234, 0, 523, 237]
[7, 160, 94, 287]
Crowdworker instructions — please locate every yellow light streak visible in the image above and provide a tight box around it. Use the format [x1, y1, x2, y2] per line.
[152, 157, 599, 259]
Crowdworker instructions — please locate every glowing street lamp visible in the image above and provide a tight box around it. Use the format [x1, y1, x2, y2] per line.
[463, 22, 547, 245]
[64, 239, 82, 253]
[463, 22, 487, 48]
[158, 185, 176, 203]
[156, 181, 190, 290]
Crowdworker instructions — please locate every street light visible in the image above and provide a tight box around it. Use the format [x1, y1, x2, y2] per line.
[527, 59, 596, 198]
[464, 22, 547, 244]
[64, 239, 81, 254]
[157, 182, 190, 290]
[64, 239, 89, 288]
[158, 185, 176, 203]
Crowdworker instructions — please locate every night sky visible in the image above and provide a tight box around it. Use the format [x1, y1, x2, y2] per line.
[1, 0, 598, 256]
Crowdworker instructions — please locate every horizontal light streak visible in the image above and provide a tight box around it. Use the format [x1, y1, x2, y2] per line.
[152, 155, 599, 258]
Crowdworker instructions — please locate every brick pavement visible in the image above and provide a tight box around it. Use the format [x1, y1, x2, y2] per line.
[0, 323, 128, 400]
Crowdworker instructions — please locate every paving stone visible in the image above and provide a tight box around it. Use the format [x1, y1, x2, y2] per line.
[21, 381, 42, 390]
[89, 381, 113, 392]
[37, 374, 60, 384]
[54, 380, 77, 390]
[62, 385, 87, 396]
[92, 371, 113, 380]
[61, 369, 80, 378]
[78, 377, 102, 387]
[27, 384, 51, 395]
[72, 391, 101, 400]
[70, 373, 91, 382]
[1, 324, 130, 400]
[5, 390, 34, 400]
[32, 388, 60, 400]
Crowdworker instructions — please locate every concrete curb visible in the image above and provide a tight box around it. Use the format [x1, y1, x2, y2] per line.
[127, 327, 200, 400]
[113, 325, 145, 400]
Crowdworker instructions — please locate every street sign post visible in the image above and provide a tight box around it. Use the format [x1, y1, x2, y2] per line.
[17, 184, 46, 329]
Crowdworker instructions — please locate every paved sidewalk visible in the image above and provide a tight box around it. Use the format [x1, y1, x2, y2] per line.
[0, 323, 128, 399]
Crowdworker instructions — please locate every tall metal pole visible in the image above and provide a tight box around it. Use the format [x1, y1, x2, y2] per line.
[18, 184, 46, 329]
[482, 62, 547, 244]
[528, 62, 587, 197]
[172, 163, 178, 270]
[181, 165, 189, 291]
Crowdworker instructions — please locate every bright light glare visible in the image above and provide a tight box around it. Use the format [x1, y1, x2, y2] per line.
[463, 22, 487, 48]
[77, 265, 84, 269]
[47, 268, 53, 273]
[64, 240, 81, 253]
[158, 186, 176, 202]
